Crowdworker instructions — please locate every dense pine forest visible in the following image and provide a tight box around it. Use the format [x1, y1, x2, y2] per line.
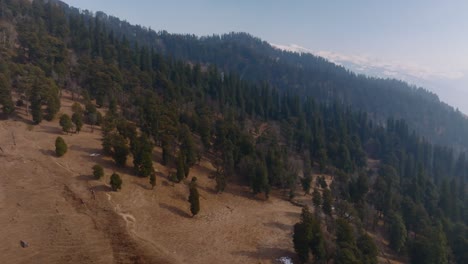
[76, 11, 468, 152]
[0, 1, 466, 263]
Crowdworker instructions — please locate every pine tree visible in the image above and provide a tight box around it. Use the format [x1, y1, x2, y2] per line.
[215, 171, 226, 193]
[293, 222, 310, 263]
[71, 102, 84, 115]
[71, 112, 83, 133]
[110, 172, 122, 191]
[30, 86, 43, 124]
[176, 153, 185, 182]
[0, 74, 14, 115]
[55, 136, 67, 157]
[108, 134, 129, 167]
[179, 124, 197, 166]
[293, 206, 326, 263]
[357, 233, 378, 264]
[92, 164, 104, 180]
[335, 219, 360, 264]
[188, 177, 200, 216]
[312, 188, 322, 208]
[389, 213, 407, 253]
[138, 151, 154, 177]
[131, 134, 154, 176]
[149, 172, 156, 189]
[302, 155, 312, 193]
[59, 114, 73, 134]
[322, 188, 333, 215]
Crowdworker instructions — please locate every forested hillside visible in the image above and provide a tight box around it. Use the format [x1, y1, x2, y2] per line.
[0, 1, 466, 263]
[77, 11, 468, 151]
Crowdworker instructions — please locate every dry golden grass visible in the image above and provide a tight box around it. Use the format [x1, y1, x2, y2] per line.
[0, 91, 302, 264]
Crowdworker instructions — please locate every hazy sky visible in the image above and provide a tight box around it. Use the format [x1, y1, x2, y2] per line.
[63, 0, 468, 113]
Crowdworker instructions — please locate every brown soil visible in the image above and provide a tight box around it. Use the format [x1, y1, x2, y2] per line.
[0, 92, 302, 264]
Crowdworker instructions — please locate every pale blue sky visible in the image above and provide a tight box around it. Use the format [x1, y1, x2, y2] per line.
[63, 0, 468, 112]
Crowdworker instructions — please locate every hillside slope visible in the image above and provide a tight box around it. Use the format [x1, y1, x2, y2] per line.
[80, 11, 468, 150]
[0, 1, 466, 263]
[0, 93, 305, 264]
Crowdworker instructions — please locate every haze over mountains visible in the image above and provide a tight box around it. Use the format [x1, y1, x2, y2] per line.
[272, 43, 468, 115]
[62, 0, 468, 116]
[118, 30, 468, 150]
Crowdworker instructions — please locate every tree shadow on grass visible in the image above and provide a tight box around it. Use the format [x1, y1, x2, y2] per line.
[170, 192, 187, 202]
[70, 144, 100, 154]
[133, 181, 152, 190]
[90, 184, 112, 192]
[39, 125, 65, 135]
[40, 149, 56, 157]
[11, 111, 34, 125]
[161, 180, 174, 187]
[223, 184, 260, 201]
[263, 221, 291, 232]
[284, 211, 300, 219]
[76, 174, 95, 181]
[159, 203, 191, 218]
[198, 184, 217, 195]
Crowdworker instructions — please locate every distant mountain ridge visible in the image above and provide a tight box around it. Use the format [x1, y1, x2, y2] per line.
[12, 0, 468, 150]
[271, 43, 468, 116]
[70, 10, 467, 150]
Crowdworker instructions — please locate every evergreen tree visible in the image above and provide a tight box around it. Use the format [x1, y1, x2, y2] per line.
[30, 86, 43, 124]
[322, 188, 333, 215]
[59, 114, 73, 134]
[105, 133, 129, 167]
[250, 159, 270, 197]
[293, 206, 326, 263]
[312, 188, 322, 208]
[55, 136, 67, 157]
[335, 219, 360, 264]
[301, 175, 312, 195]
[301, 155, 312, 195]
[188, 177, 200, 216]
[71, 102, 84, 115]
[349, 173, 369, 203]
[110, 172, 122, 191]
[0, 74, 14, 115]
[293, 222, 310, 263]
[131, 134, 153, 176]
[138, 151, 154, 177]
[71, 112, 83, 133]
[317, 176, 327, 188]
[149, 172, 156, 189]
[388, 213, 407, 253]
[92, 164, 104, 180]
[357, 233, 378, 264]
[179, 124, 197, 166]
[176, 153, 186, 182]
[214, 170, 226, 193]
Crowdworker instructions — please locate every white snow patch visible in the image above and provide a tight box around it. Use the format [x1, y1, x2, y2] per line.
[277, 256, 293, 264]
